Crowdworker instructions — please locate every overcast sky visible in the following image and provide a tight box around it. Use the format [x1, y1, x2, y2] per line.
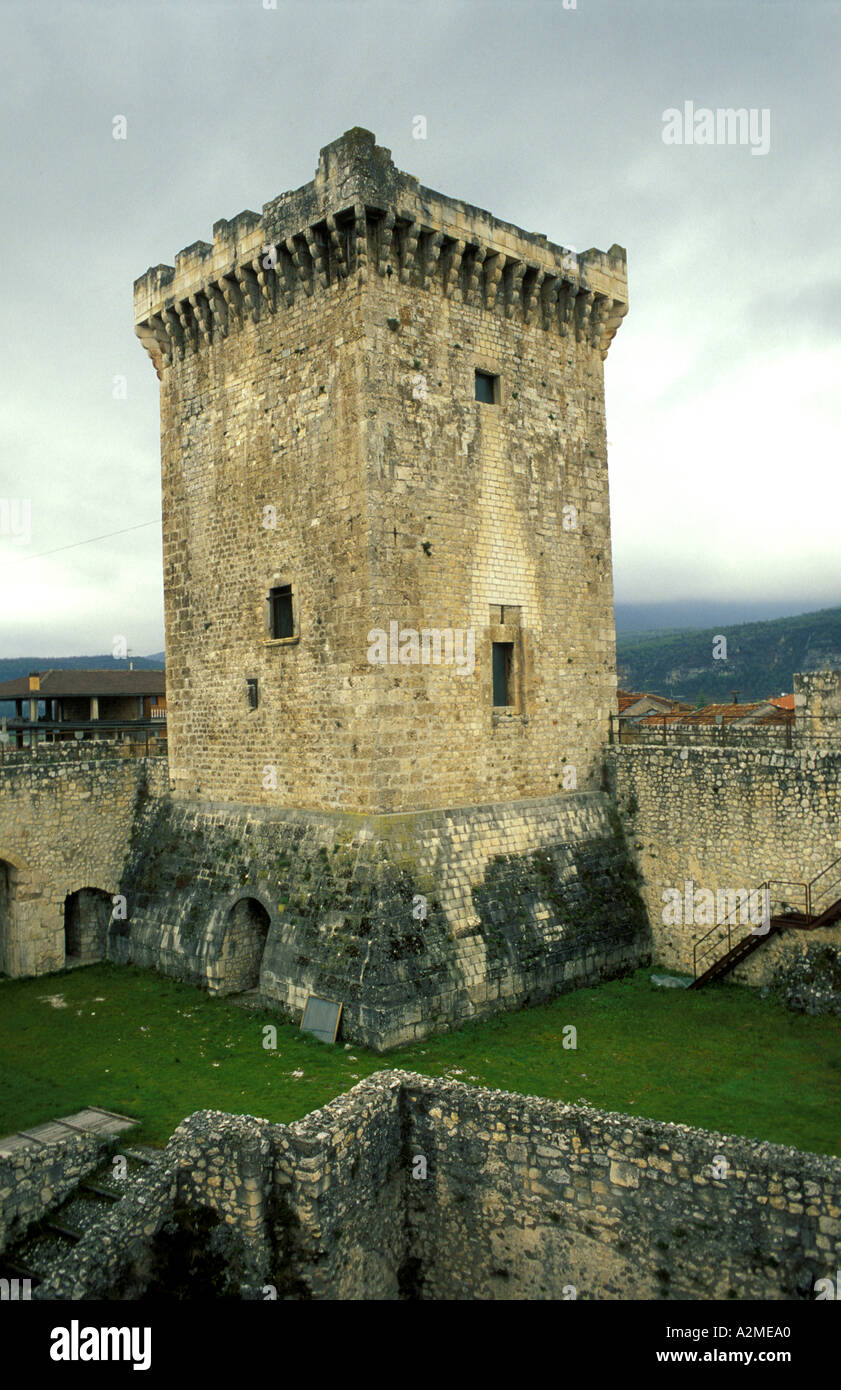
[0, 0, 838, 656]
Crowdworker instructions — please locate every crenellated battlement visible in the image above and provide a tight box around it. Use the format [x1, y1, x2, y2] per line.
[134, 127, 628, 376]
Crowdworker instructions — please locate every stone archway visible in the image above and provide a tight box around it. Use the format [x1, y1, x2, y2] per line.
[0, 849, 47, 978]
[0, 859, 14, 976]
[64, 887, 113, 964]
[217, 897, 271, 993]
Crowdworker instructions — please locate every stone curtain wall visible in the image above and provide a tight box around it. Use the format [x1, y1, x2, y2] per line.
[0, 1130, 110, 1254]
[116, 789, 648, 1049]
[610, 745, 841, 979]
[135, 129, 628, 814]
[619, 723, 795, 750]
[0, 755, 168, 977]
[0, 740, 166, 769]
[33, 1073, 841, 1301]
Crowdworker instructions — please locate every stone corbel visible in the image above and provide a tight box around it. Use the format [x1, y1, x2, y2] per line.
[398, 216, 420, 285]
[559, 281, 578, 337]
[303, 228, 329, 290]
[285, 234, 314, 296]
[275, 244, 297, 308]
[189, 292, 213, 345]
[354, 204, 368, 284]
[504, 261, 525, 319]
[207, 283, 229, 337]
[236, 265, 261, 323]
[483, 251, 506, 311]
[419, 231, 444, 291]
[174, 300, 197, 351]
[135, 318, 169, 375]
[219, 274, 243, 326]
[575, 289, 594, 343]
[378, 212, 396, 276]
[600, 299, 629, 358]
[252, 252, 277, 311]
[443, 239, 465, 298]
[589, 293, 612, 351]
[539, 274, 560, 330]
[327, 214, 349, 279]
[463, 245, 486, 304]
[161, 307, 184, 358]
[522, 266, 545, 325]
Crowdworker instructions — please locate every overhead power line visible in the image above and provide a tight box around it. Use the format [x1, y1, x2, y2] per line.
[11, 519, 162, 563]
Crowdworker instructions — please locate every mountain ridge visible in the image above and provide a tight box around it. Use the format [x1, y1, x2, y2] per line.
[615, 605, 841, 705]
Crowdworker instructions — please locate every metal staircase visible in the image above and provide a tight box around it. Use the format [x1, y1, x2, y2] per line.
[689, 854, 841, 989]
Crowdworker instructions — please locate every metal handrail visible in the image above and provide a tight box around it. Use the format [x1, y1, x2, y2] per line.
[807, 854, 841, 915]
[692, 880, 773, 976]
[614, 711, 841, 748]
[692, 850, 841, 979]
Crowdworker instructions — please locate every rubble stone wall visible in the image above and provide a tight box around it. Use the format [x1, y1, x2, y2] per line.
[610, 745, 841, 980]
[0, 755, 168, 978]
[33, 1072, 841, 1301]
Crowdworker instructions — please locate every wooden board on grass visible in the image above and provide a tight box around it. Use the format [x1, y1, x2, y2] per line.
[300, 994, 342, 1044]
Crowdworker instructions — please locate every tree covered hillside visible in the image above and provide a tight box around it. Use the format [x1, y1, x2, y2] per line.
[615, 606, 841, 705]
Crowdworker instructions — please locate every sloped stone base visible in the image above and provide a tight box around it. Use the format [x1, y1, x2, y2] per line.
[113, 790, 649, 1049]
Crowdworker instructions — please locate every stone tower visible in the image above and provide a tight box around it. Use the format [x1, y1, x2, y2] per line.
[128, 130, 642, 1048]
[134, 128, 628, 814]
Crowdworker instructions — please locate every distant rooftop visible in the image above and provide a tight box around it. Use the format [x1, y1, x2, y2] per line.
[0, 669, 165, 699]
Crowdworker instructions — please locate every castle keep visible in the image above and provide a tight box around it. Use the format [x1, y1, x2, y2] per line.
[134, 127, 628, 812]
[119, 129, 642, 1045]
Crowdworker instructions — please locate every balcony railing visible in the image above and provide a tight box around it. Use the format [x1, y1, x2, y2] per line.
[0, 719, 167, 763]
[610, 712, 841, 749]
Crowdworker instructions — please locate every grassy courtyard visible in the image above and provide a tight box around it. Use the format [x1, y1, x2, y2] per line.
[1, 963, 840, 1156]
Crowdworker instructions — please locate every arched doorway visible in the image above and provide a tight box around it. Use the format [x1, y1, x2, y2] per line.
[0, 860, 13, 976]
[64, 888, 112, 964]
[217, 897, 271, 993]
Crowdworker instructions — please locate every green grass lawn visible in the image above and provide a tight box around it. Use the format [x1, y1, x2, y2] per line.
[1, 963, 840, 1156]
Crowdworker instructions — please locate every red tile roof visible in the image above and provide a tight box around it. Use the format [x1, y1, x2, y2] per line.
[638, 701, 792, 727]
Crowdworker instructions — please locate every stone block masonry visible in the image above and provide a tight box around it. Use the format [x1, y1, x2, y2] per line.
[116, 787, 649, 1049]
[31, 1072, 841, 1301]
[134, 128, 628, 814]
[119, 129, 639, 1046]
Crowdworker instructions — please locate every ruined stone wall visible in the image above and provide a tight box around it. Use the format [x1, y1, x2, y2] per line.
[32, 1073, 841, 1301]
[116, 788, 648, 1049]
[37, 1080, 407, 1301]
[135, 128, 627, 814]
[402, 1074, 841, 1300]
[0, 754, 168, 977]
[0, 1131, 109, 1255]
[610, 745, 841, 980]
